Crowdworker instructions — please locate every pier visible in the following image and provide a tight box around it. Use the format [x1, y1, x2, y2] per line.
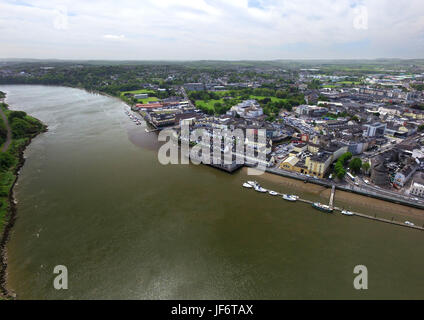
[329, 184, 335, 209]
[266, 167, 424, 210]
[243, 181, 424, 232]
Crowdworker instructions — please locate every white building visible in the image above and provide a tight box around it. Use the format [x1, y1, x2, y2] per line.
[295, 105, 328, 118]
[410, 182, 424, 198]
[394, 164, 418, 187]
[231, 100, 263, 119]
[363, 122, 387, 137]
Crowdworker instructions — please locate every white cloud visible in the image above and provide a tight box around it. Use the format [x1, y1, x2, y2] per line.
[53, 5, 69, 30]
[0, 0, 423, 59]
[103, 34, 126, 40]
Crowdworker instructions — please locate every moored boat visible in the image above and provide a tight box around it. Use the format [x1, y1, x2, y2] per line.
[254, 186, 267, 193]
[282, 194, 298, 202]
[341, 210, 354, 216]
[243, 183, 253, 188]
[312, 202, 333, 213]
[268, 190, 278, 196]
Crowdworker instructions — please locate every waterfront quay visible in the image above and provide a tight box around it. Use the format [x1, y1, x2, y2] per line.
[243, 179, 424, 231]
[266, 167, 424, 210]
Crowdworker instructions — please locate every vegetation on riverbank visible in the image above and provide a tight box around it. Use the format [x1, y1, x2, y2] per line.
[0, 92, 47, 299]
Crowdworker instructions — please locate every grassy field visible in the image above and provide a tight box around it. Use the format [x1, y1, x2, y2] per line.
[195, 99, 225, 111]
[120, 89, 160, 104]
[135, 97, 160, 104]
[323, 81, 363, 88]
[250, 95, 289, 103]
[194, 95, 289, 113]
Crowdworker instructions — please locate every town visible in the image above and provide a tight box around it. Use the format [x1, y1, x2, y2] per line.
[1, 60, 424, 209]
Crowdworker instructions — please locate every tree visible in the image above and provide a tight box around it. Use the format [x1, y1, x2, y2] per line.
[362, 162, 370, 174]
[8, 111, 27, 121]
[333, 152, 353, 179]
[0, 152, 14, 171]
[349, 158, 362, 174]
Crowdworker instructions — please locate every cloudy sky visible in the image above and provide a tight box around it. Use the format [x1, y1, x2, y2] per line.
[0, 0, 423, 60]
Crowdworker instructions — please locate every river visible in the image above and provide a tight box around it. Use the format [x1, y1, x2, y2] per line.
[0, 85, 423, 299]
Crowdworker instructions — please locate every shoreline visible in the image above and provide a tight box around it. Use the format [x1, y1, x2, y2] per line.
[0, 99, 47, 299]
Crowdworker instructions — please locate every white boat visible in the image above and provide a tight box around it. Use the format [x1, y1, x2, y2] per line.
[247, 181, 258, 187]
[405, 221, 415, 226]
[268, 190, 279, 196]
[243, 183, 253, 188]
[282, 194, 298, 202]
[254, 186, 267, 193]
[341, 210, 354, 216]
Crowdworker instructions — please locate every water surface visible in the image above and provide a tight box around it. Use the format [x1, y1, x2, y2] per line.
[1, 85, 423, 299]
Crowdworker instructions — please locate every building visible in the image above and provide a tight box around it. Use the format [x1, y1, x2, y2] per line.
[343, 138, 369, 155]
[394, 164, 418, 187]
[305, 152, 333, 178]
[371, 158, 389, 186]
[295, 105, 328, 118]
[184, 83, 205, 91]
[134, 93, 148, 99]
[363, 122, 387, 137]
[230, 100, 263, 119]
[409, 173, 424, 197]
[280, 156, 309, 174]
[134, 102, 164, 110]
[149, 113, 176, 127]
[410, 182, 424, 198]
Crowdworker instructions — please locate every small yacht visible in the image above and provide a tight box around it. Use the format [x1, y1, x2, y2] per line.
[405, 221, 415, 226]
[268, 190, 279, 196]
[247, 181, 258, 187]
[283, 194, 298, 202]
[243, 182, 253, 189]
[254, 185, 267, 193]
[341, 210, 354, 216]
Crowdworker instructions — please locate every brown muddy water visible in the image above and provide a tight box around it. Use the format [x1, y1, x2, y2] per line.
[0, 85, 423, 299]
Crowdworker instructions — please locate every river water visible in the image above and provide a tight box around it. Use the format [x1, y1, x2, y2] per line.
[0, 85, 423, 299]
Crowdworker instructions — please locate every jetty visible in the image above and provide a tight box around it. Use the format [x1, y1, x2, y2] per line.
[243, 181, 424, 232]
[329, 184, 336, 209]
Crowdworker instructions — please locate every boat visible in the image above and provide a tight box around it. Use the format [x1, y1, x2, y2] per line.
[341, 210, 354, 216]
[247, 181, 258, 187]
[268, 190, 279, 196]
[312, 202, 333, 213]
[254, 186, 267, 193]
[243, 183, 253, 189]
[405, 221, 415, 226]
[282, 194, 298, 202]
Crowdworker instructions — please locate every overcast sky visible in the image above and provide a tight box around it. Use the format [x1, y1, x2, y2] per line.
[0, 0, 423, 60]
